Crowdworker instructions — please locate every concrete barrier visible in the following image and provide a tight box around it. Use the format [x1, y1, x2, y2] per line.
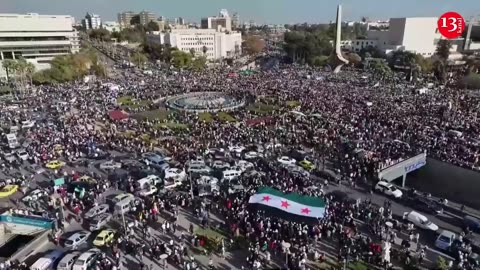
[10, 229, 49, 262]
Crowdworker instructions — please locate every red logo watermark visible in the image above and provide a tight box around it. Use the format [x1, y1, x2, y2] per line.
[437, 12, 465, 39]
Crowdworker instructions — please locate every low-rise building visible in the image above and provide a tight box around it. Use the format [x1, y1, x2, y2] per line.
[342, 17, 459, 58]
[146, 28, 242, 60]
[103, 21, 120, 33]
[0, 13, 80, 80]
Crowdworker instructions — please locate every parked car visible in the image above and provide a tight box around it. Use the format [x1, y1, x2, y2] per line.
[298, 160, 316, 171]
[404, 211, 439, 231]
[89, 213, 112, 231]
[463, 215, 480, 233]
[72, 248, 101, 270]
[375, 181, 403, 198]
[84, 204, 109, 219]
[164, 168, 186, 181]
[243, 151, 262, 160]
[99, 161, 122, 170]
[93, 229, 115, 246]
[22, 189, 48, 202]
[187, 164, 212, 174]
[64, 231, 91, 249]
[404, 195, 443, 215]
[16, 149, 29, 161]
[57, 251, 81, 270]
[435, 230, 456, 251]
[277, 156, 296, 165]
[212, 160, 231, 170]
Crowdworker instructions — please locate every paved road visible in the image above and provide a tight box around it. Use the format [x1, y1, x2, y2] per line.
[2, 154, 477, 269]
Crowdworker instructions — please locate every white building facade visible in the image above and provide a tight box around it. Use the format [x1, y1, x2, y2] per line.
[343, 17, 458, 57]
[103, 21, 120, 32]
[0, 13, 80, 79]
[147, 29, 242, 60]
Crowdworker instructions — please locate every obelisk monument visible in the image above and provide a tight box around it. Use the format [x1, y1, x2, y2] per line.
[333, 5, 349, 73]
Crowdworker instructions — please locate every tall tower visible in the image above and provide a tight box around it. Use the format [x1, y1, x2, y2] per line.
[333, 5, 349, 73]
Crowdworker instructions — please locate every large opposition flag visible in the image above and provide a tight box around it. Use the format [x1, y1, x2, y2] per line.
[248, 187, 326, 222]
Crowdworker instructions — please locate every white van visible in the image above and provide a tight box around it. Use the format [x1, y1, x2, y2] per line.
[114, 198, 134, 215]
[6, 133, 19, 149]
[404, 211, 439, 231]
[30, 250, 64, 270]
[223, 169, 241, 181]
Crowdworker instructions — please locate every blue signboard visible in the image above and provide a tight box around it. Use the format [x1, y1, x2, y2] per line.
[0, 214, 53, 229]
[404, 160, 427, 173]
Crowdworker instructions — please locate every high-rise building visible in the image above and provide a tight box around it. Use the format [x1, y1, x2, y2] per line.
[201, 9, 232, 32]
[117, 11, 135, 28]
[82, 12, 101, 30]
[232, 12, 240, 29]
[139, 11, 156, 25]
[0, 13, 80, 80]
[178, 17, 185, 25]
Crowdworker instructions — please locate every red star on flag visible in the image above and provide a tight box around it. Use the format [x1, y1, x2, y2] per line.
[262, 195, 271, 202]
[301, 208, 311, 214]
[281, 200, 290, 209]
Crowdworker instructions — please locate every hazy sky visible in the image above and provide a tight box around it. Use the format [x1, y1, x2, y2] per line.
[1, 0, 478, 24]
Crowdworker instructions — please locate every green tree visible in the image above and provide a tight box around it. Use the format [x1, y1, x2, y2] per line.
[130, 52, 148, 68]
[461, 73, 480, 89]
[2, 59, 18, 83]
[189, 48, 196, 57]
[146, 21, 159, 32]
[436, 39, 452, 61]
[436, 257, 449, 270]
[243, 35, 266, 55]
[130, 15, 140, 25]
[311, 55, 329, 67]
[283, 31, 332, 64]
[346, 53, 362, 66]
[89, 28, 111, 41]
[433, 60, 447, 83]
[192, 56, 207, 71]
[202, 45, 208, 55]
[171, 50, 192, 68]
[415, 54, 434, 73]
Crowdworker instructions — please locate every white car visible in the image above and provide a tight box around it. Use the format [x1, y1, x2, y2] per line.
[16, 149, 29, 161]
[29, 164, 46, 174]
[99, 161, 122, 170]
[84, 204, 110, 219]
[21, 120, 35, 129]
[404, 211, 439, 231]
[139, 185, 158, 196]
[236, 160, 254, 172]
[228, 145, 245, 154]
[89, 213, 112, 231]
[72, 248, 101, 270]
[277, 156, 296, 165]
[435, 230, 456, 251]
[64, 231, 91, 249]
[164, 168, 186, 181]
[244, 151, 262, 160]
[375, 181, 403, 198]
[265, 143, 282, 150]
[212, 160, 231, 170]
[22, 189, 48, 202]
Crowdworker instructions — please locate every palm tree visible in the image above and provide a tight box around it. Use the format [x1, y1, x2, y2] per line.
[189, 48, 195, 58]
[202, 45, 208, 56]
[130, 52, 147, 69]
[2, 59, 18, 84]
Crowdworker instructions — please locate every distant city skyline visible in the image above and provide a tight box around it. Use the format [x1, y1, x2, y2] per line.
[2, 0, 478, 25]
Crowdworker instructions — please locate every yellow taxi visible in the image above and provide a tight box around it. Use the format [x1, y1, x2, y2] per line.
[45, 160, 66, 169]
[0, 185, 19, 198]
[298, 160, 316, 171]
[93, 229, 115, 247]
[78, 176, 97, 184]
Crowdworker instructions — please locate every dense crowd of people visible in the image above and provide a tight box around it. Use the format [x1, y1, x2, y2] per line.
[0, 62, 478, 270]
